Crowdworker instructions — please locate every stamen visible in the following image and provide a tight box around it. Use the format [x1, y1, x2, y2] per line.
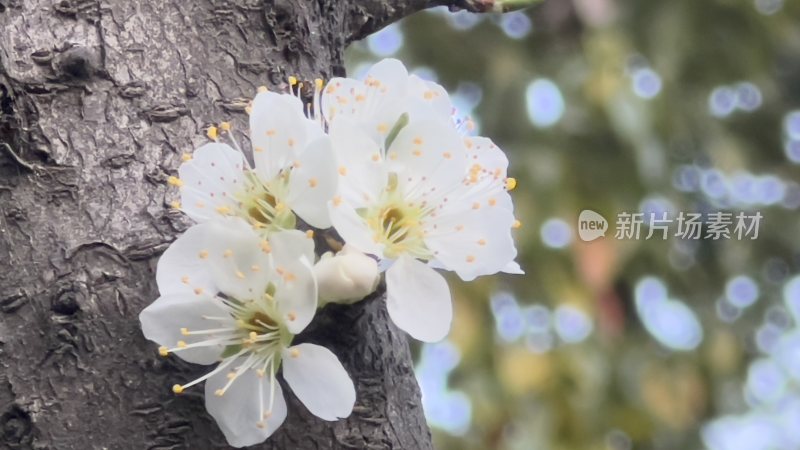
[207, 126, 218, 141]
[167, 176, 183, 187]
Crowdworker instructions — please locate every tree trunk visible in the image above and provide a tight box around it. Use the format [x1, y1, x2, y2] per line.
[0, 0, 483, 448]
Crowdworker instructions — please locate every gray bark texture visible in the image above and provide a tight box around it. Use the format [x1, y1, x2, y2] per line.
[0, 0, 490, 448]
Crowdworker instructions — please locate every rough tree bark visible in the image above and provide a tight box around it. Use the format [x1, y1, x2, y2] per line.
[0, 1, 502, 448]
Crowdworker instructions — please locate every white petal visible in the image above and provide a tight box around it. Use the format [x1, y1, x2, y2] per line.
[205, 360, 287, 447]
[204, 219, 273, 301]
[286, 136, 338, 228]
[178, 143, 246, 223]
[424, 199, 517, 281]
[156, 223, 217, 297]
[269, 231, 318, 334]
[329, 120, 388, 208]
[328, 201, 383, 257]
[250, 92, 315, 181]
[385, 255, 452, 342]
[407, 75, 454, 121]
[502, 260, 525, 275]
[282, 343, 355, 421]
[139, 294, 227, 365]
[387, 119, 468, 197]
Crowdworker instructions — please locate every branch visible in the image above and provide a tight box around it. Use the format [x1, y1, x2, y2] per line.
[346, 0, 540, 42]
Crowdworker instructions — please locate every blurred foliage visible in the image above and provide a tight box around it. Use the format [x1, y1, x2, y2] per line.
[347, 1, 800, 449]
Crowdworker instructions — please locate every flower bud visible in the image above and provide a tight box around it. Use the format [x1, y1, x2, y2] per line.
[314, 246, 380, 305]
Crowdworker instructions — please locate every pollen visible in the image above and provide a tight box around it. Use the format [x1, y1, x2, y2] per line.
[180, 328, 189, 336]
[258, 85, 268, 93]
[198, 250, 209, 259]
[472, 202, 481, 210]
[466, 255, 476, 263]
[290, 349, 300, 358]
[254, 146, 264, 153]
[245, 105, 253, 115]
[167, 176, 183, 187]
[314, 78, 323, 89]
[181, 276, 190, 284]
[338, 166, 348, 176]
[223, 249, 233, 258]
[478, 239, 487, 246]
[488, 198, 497, 206]
[443, 152, 452, 159]
[464, 139, 474, 149]
[207, 126, 218, 141]
[181, 153, 192, 162]
[220, 122, 231, 132]
[260, 240, 272, 253]
[177, 340, 187, 348]
[377, 123, 389, 133]
[332, 196, 343, 207]
[216, 206, 230, 215]
[371, 153, 380, 162]
[227, 372, 237, 380]
[236, 270, 245, 279]
[172, 384, 184, 394]
[170, 201, 181, 209]
[193, 287, 204, 295]
[158, 346, 169, 357]
[505, 177, 517, 191]
[512, 219, 522, 229]
[355, 94, 366, 102]
[413, 149, 422, 157]
[305, 230, 314, 239]
[413, 137, 423, 146]
[308, 178, 318, 188]
[215, 389, 224, 397]
[423, 91, 435, 100]
[288, 76, 298, 86]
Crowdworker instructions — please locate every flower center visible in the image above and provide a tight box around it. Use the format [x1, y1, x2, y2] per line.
[235, 171, 296, 233]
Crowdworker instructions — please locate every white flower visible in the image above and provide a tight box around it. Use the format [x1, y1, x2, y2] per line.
[171, 90, 337, 234]
[139, 218, 355, 447]
[314, 245, 380, 305]
[327, 110, 521, 342]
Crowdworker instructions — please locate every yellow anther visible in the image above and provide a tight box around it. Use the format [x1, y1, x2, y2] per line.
[266, 129, 276, 137]
[464, 138, 474, 149]
[478, 239, 487, 246]
[216, 206, 230, 215]
[172, 384, 184, 394]
[413, 137, 423, 146]
[413, 150, 422, 157]
[308, 178, 318, 188]
[215, 389, 224, 397]
[472, 202, 481, 210]
[207, 126, 218, 141]
[338, 166, 347, 176]
[355, 94, 366, 102]
[314, 78, 323, 89]
[377, 123, 389, 133]
[292, 160, 302, 168]
[260, 240, 272, 253]
[180, 327, 189, 336]
[512, 220, 522, 229]
[443, 152, 452, 159]
[288, 76, 298, 86]
[158, 346, 169, 357]
[251, 264, 260, 272]
[332, 196, 342, 207]
[275, 202, 286, 212]
[193, 287, 204, 296]
[466, 255, 476, 263]
[227, 372, 236, 380]
[284, 272, 296, 282]
[505, 177, 517, 191]
[256, 421, 266, 429]
[220, 121, 231, 132]
[257, 85, 268, 93]
[371, 153, 380, 162]
[167, 176, 183, 187]
[181, 153, 192, 162]
[245, 105, 253, 115]
[305, 230, 314, 239]
[288, 138, 295, 147]
[424, 90, 434, 100]
[455, 225, 465, 231]
[170, 201, 181, 210]
[181, 276, 190, 284]
[249, 331, 258, 341]
[287, 312, 297, 321]
[254, 146, 264, 153]
[256, 368, 266, 377]
[389, 152, 398, 160]
[488, 198, 497, 206]
[177, 340, 187, 348]
[198, 250, 209, 259]
[290, 348, 300, 358]
[223, 249, 233, 258]
[236, 270, 245, 279]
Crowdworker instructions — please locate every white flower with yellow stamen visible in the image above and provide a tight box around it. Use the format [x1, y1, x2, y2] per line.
[174, 90, 337, 234]
[327, 112, 521, 342]
[139, 218, 355, 447]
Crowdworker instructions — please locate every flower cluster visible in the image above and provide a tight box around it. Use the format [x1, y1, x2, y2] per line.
[140, 59, 521, 447]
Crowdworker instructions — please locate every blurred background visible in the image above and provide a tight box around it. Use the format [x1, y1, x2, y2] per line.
[346, 1, 800, 449]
